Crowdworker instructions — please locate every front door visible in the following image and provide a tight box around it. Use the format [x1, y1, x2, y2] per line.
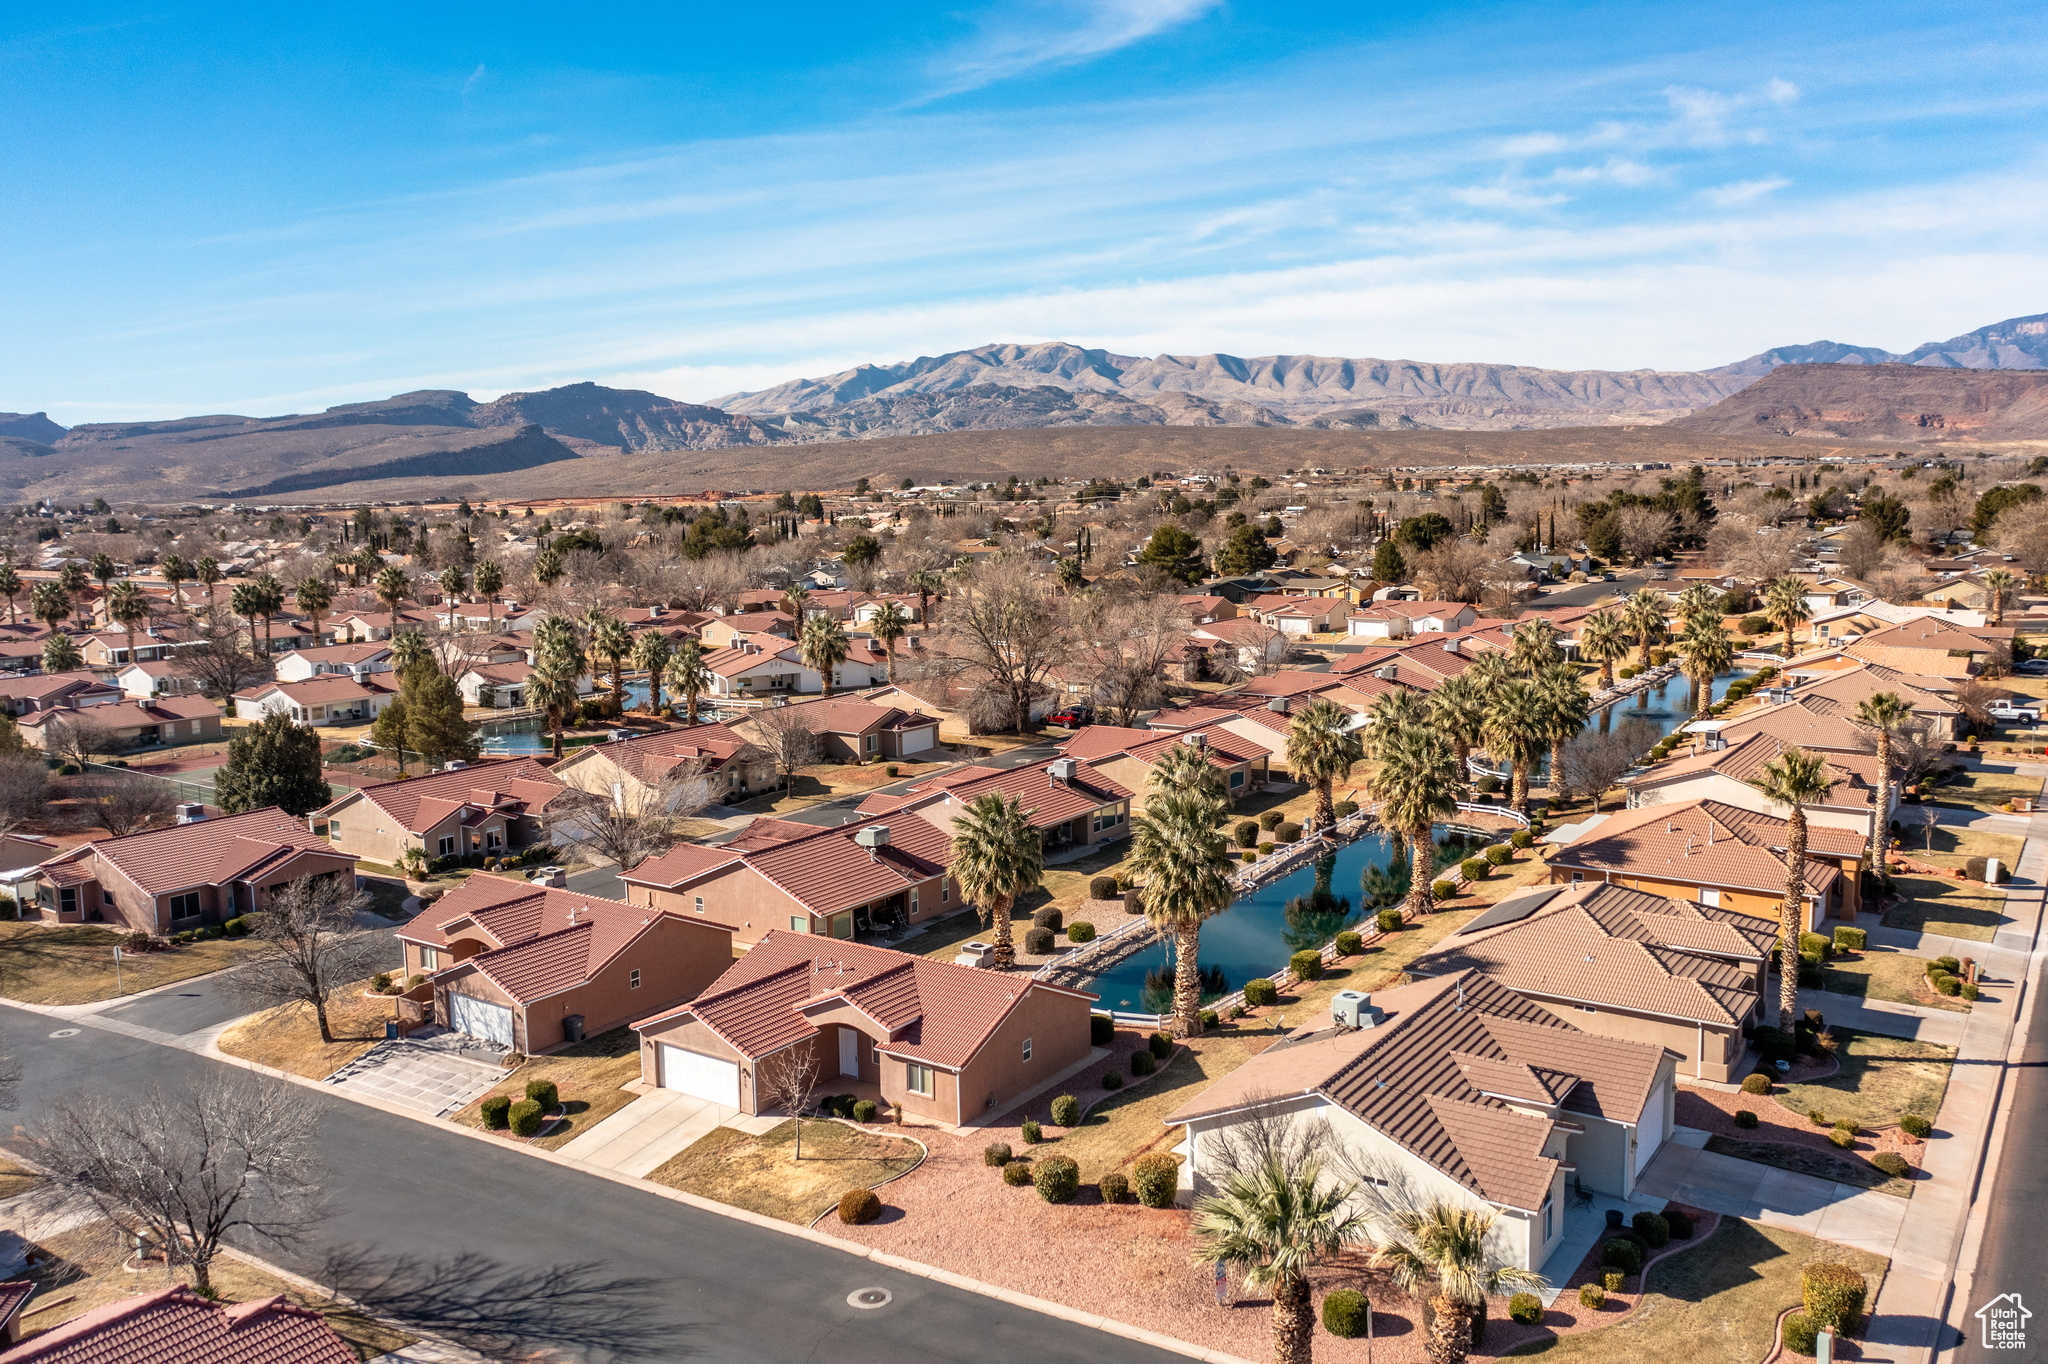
[838, 1028, 860, 1078]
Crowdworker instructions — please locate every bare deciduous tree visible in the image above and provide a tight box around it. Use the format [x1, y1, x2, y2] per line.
[1614, 506, 1677, 565]
[29, 1074, 325, 1297]
[747, 705, 822, 789]
[760, 1045, 822, 1159]
[81, 771, 180, 837]
[934, 558, 1068, 733]
[1409, 537, 1495, 604]
[1711, 513, 1808, 583]
[226, 872, 389, 1043]
[1070, 589, 1192, 726]
[42, 715, 125, 771]
[549, 765, 715, 872]
[1834, 522, 1894, 582]
[0, 752, 48, 840]
[171, 614, 277, 698]
[1998, 513, 2048, 584]
[1553, 724, 1656, 811]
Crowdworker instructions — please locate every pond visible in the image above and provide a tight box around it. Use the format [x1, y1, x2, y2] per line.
[1593, 665, 1757, 743]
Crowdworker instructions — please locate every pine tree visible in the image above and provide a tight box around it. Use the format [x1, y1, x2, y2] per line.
[214, 712, 331, 816]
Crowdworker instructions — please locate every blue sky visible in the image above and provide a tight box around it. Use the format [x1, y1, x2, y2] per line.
[4, 1, 2045, 424]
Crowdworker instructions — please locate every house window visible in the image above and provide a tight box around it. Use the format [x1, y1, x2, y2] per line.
[941, 882, 949, 902]
[1542, 1195, 1554, 1241]
[830, 914, 853, 940]
[58, 888, 76, 915]
[1230, 770, 1244, 788]
[694, 895, 705, 914]
[437, 835, 456, 856]
[789, 916, 808, 933]
[910, 888, 919, 915]
[630, 969, 641, 989]
[102, 888, 114, 906]
[421, 946, 440, 969]
[485, 830, 502, 850]
[1022, 1037, 1033, 1062]
[1570, 872, 1584, 883]
[1698, 888, 1722, 908]
[864, 733, 878, 753]
[906, 1063, 934, 1097]
[167, 892, 200, 919]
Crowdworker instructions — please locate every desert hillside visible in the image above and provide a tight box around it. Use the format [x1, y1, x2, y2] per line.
[1673, 363, 2048, 441]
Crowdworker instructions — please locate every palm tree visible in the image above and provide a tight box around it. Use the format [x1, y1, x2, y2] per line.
[1981, 567, 2019, 626]
[0, 563, 20, 626]
[1371, 1201, 1549, 1364]
[438, 564, 466, 609]
[948, 791, 1044, 972]
[1360, 689, 1425, 759]
[1149, 736, 1228, 803]
[390, 630, 431, 676]
[799, 612, 849, 697]
[42, 633, 83, 673]
[195, 557, 223, 611]
[1674, 582, 1722, 633]
[1749, 746, 1833, 1031]
[105, 581, 148, 669]
[1679, 613, 1734, 719]
[294, 576, 332, 646]
[1426, 674, 1486, 791]
[666, 641, 711, 726]
[531, 613, 586, 759]
[1535, 662, 1591, 790]
[1577, 608, 1628, 690]
[1509, 618, 1562, 678]
[1464, 647, 1515, 695]
[229, 582, 263, 660]
[1130, 784, 1234, 1036]
[869, 601, 910, 683]
[472, 560, 504, 632]
[251, 573, 287, 656]
[88, 552, 116, 602]
[374, 566, 410, 640]
[587, 610, 634, 711]
[1620, 587, 1668, 668]
[1190, 1150, 1372, 1364]
[58, 563, 88, 614]
[1483, 680, 1548, 815]
[783, 581, 810, 620]
[1286, 698, 1364, 827]
[1764, 576, 1811, 657]
[1368, 725, 1461, 917]
[908, 569, 942, 631]
[1853, 691, 1912, 870]
[159, 554, 189, 612]
[30, 582, 70, 637]
[633, 630, 673, 715]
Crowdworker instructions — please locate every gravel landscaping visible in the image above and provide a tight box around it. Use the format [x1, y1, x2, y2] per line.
[1676, 1066, 1928, 1199]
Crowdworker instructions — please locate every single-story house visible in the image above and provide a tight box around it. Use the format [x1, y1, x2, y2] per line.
[631, 930, 1097, 1124]
[1165, 970, 1676, 1270]
[1625, 731, 1888, 840]
[735, 697, 940, 764]
[857, 757, 1136, 856]
[17, 696, 221, 750]
[314, 757, 571, 865]
[274, 642, 394, 683]
[551, 721, 775, 807]
[29, 806, 357, 932]
[0, 670, 125, 715]
[113, 660, 205, 700]
[397, 874, 735, 1055]
[1056, 724, 1269, 809]
[232, 676, 394, 726]
[0, 1283, 356, 1364]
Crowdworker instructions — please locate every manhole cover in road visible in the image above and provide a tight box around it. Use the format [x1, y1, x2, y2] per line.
[47, 1029, 79, 1038]
[847, 1288, 892, 1310]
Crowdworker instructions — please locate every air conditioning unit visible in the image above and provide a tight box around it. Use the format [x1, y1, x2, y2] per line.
[1331, 990, 1382, 1030]
[1047, 758, 1078, 785]
[1267, 696, 1289, 714]
[854, 825, 891, 850]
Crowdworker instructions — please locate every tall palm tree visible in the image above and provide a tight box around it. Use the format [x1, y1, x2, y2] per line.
[1764, 576, 1811, 658]
[472, 560, 504, 632]
[1509, 617, 1562, 678]
[799, 612, 850, 697]
[1750, 746, 1834, 1031]
[294, 576, 332, 646]
[1674, 582, 1722, 633]
[1368, 725, 1461, 917]
[1361, 690, 1425, 759]
[58, 563, 88, 613]
[1130, 784, 1234, 1036]
[586, 609, 634, 711]
[390, 629, 431, 676]
[1371, 1201, 1549, 1364]
[1190, 1151, 1372, 1364]
[438, 564, 466, 608]
[633, 630, 673, 715]
[249, 573, 285, 657]
[1426, 674, 1486, 791]
[88, 552, 116, 603]
[41, 633, 83, 674]
[1483, 680, 1549, 815]
[1535, 662, 1591, 790]
[1464, 647, 1516, 695]
[374, 566, 410, 640]
[783, 581, 810, 620]
[195, 557, 223, 611]
[1679, 613, 1734, 719]
[1620, 587, 1668, 668]
[0, 563, 20, 626]
[1981, 567, 2019, 626]
[104, 581, 148, 668]
[531, 613, 586, 758]
[948, 791, 1044, 972]
[1286, 698, 1364, 827]
[1853, 691, 1913, 870]
[229, 582, 263, 661]
[1578, 608, 1627, 689]
[1149, 737, 1228, 803]
[666, 641, 711, 726]
[907, 569, 943, 631]
[869, 601, 910, 683]
[30, 582, 69, 637]
[159, 554, 189, 612]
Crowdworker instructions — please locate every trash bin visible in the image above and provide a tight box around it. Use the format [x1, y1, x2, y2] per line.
[384, 1021, 399, 1040]
[1605, 1208, 1624, 1230]
[563, 1015, 585, 1044]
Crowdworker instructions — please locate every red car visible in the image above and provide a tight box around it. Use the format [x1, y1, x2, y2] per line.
[1048, 705, 1094, 728]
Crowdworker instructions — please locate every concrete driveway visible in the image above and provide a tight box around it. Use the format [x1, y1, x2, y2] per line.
[557, 1089, 779, 1177]
[325, 1031, 508, 1116]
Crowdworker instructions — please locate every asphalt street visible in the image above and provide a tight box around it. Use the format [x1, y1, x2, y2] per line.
[1951, 975, 2048, 1360]
[0, 1008, 1187, 1364]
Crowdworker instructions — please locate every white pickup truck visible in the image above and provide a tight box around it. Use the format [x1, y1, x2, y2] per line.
[1989, 701, 2043, 724]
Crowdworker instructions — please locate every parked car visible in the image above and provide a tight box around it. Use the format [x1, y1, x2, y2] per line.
[1047, 705, 1094, 728]
[2015, 659, 2048, 676]
[1988, 702, 2042, 723]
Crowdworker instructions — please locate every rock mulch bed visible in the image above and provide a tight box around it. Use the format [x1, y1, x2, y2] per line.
[1475, 1207, 1721, 1357]
[1676, 1082, 1926, 1175]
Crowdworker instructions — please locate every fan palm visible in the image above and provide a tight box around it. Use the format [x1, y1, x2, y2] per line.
[29, 582, 68, 636]
[1371, 1201, 1549, 1364]
[390, 630, 431, 676]
[907, 569, 943, 631]
[633, 631, 673, 715]
[1464, 648, 1516, 695]
[472, 560, 504, 631]
[105, 581, 148, 668]
[1620, 588, 1668, 668]
[800, 612, 850, 697]
[1368, 725, 1460, 917]
[1190, 1152, 1373, 1364]
[1361, 689, 1425, 759]
[1764, 576, 1811, 657]
[948, 791, 1045, 972]
[57, 563, 88, 603]
[1535, 662, 1591, 790]
[586, 609, 634, 710]
[1426, 674, 1486, 791]
[1674, 582, 1722, 633]
[1130, 785, 1234, 1037]
[88, 552, 115, 600]
[294, 576, 332, 646]
[250, 573, 285, 656]
[158, 555, 188, 612]
[665, 641, 711, 725]
[1981, 567, 2019, 626]
[374, 566, 410, 639]
[1509, 618, 1562, 678]
[1853, 691, 1913, 870]
[438, 565, 466, 606]
[1750, 746, 1834, 1030]
[41, 634, 83, 673]
[869, 601, 910, 683]
[1483, 679, 1549, 815]
[195, 557, 222, 611]
[1149, 736, 1228, 804]
[1286, 698, 1364, 826]
[783, 581, 810, 619]
[229, 582, 263, 660]
[1679, 614, 1734, 719]
[531, 613, 585, 758]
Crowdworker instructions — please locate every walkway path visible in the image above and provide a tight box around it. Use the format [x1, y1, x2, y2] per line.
[1794, 986, 1967, 1048]
[1637, 1136, 1908, 1263]
[557, 1089, 778, 1177]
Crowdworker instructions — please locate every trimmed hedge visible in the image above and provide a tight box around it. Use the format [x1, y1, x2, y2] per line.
[1783, 1313, 1819, 1356]
[1089, 876, 1120, 900]
[1101, 1070, 1123, 1090]
[1803, 1261, 1868, 1333]
[1024, 927, 1057, 954]
[1130, 1050, 1155, 1076]
[525, 1078, 559, 1111]
[1872, 1151, 1911, 1177]
[1334, 930, 1363, 956]
[1032, 906, 1063, 931]
[1020, 1120, 1043, 1145]
[1034, 1155, 1080, 1203]
[1578, 1283, 1605, 1309]
[1600, 1238, 1643, 1276]
[509, 1099, 544, 1137]
[1050, 1094, 1080, 1127]
[1966, 855, 2011, 884]
[1001, 1159, 1035, 1187]
[1378, 907, 1403, 932]
[852, 1099, 877, 1123]
[1290, 949, 1324, 982]
[1900, 1114, 1933, 1139]
[1508, 1292, 1543, 1325]
[1798, 932, 1832, 961]
[1461, 857, 1489, 880]
[1275, 822, 1303, 844]
[1067, 921, 1096, 943]
[1664, 1207, 1694, 1239]
[1834, 926, 1867, 953]
[1632, 1211, 1669, 1248]
[1742, 1074, 1773, 1095]
[1323, 1289, 1371, 1338]
[838, 1189, 882, 1224]
[1510, 829, 1534, 849]
[1259, 809, 1286, 831]
[1091, 1013, 1114, 1045]
[1099, 1171, 1130, 1204]
[1333, 800, 1359, 818]
[1132, 1153, 1180, 1208]
[984, 1142, 1013, 1166]
[1235, 821, 1260, 848]
[1431, 880, 1456, 900]
[1735, 1109, 1760, 1129]
[1149, 1031, 1173, 1059]
[1244, 978, 1278, 1007]
[480, 1095, 512, 1130]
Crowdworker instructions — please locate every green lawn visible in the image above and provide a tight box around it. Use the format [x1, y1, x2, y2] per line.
[1881, 873, 2008, 942]
[1504, 1218, 1887, 1362]
[1774, 1028, 1954, 1129]
[1819, 947, 1969, 1013]
[0, 923, 268, 1006]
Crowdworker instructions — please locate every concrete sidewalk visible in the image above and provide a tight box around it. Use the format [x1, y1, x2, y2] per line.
[1795, 985, 1967, 1047]
[557, 1089, 778, 1178]
[1636, 1141, 1908, 1262]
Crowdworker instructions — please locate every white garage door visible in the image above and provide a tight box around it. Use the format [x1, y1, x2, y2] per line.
[661, 1045, 741, 1107]
[1635, 1079, 1669, 1175]
[901, 725, 936, 754]
[449, 993, 515, 1049]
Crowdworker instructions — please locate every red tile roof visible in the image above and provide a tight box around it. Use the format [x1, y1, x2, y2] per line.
[635, 929, 1094, 1069]
[556, 722, 757, 783]
[1548, 799, 1859, 899]
[232, 677, 379, 704]
[855, 758, 1133, 833]
[37, 807, 348, 899]
[317, 757, 567, 833]
[625, 810, 958, 917]
[0, 1285, 355, 1364]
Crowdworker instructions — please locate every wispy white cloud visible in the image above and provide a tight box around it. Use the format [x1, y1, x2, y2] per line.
[1448, 183, 1570, 210]
[461, 63, 486, 100]
[924, 0, 1219, 99]
[1702, 175, 1791, 206]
